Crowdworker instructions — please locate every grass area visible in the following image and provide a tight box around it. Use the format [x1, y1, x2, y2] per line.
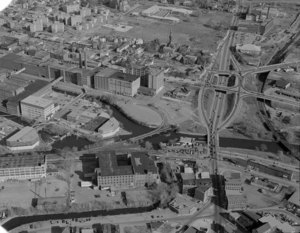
[202, 89, 214, 119]
[223, 97, 273, 140]
[222, 93, 236, 122]
[179, 120, 207, 135]
[117, 102, 163, 127]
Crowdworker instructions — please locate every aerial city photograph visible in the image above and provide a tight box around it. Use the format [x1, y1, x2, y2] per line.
[0, 0, 299, 232]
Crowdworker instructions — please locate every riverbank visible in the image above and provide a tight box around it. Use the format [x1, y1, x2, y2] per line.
[116, 101, 163, 128]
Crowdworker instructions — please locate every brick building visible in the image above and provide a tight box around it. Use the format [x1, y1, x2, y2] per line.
[96, 152, 159, 190]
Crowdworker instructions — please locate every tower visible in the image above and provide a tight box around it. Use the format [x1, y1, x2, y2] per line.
[167, 30, 172, 47]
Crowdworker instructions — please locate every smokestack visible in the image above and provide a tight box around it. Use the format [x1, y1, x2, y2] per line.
[84, 51, 87, 69]
[79, 52, 82, 69]
[267, 7, 270, 19]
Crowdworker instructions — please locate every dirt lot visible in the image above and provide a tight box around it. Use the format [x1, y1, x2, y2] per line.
[0, 176, 68, 209]
[243, 184, 282, 209]
[220, 164, 284, 209]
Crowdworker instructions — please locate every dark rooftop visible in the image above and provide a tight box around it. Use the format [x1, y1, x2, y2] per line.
[131, 152, 157, 174]
[6, 79, 49, 103]
[97, 152, 157, 177]
[0, 153, 46, 169]
[110, 72, 140, 82]
[97, 151, 133, 177]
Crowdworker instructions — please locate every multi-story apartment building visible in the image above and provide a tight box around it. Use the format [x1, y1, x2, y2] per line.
[0, 154, 47, 182]
[21, 95, 56, 121]
[96, 152, 159, 190]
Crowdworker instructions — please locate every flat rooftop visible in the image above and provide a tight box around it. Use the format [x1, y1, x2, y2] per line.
[7, 79, 49, 103]
[97, 152, 157, 177]
[131, 152, 157, 174]
[110, 72, 140, 82]
[0, 153, 46, 169]
[97, 151, 133, 176]
[21, 95, 53, 109]
[7, 126, 38, 143]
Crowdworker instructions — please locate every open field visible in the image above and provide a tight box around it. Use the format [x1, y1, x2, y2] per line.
[121, 12, 230, 51]
[220, 97, 273, 140]
[117, 101, 163, 127]
[0, 177, 68, 209]
[82, 6, 231, 52]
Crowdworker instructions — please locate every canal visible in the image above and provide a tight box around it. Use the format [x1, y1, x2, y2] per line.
[2, 204, 158, 231]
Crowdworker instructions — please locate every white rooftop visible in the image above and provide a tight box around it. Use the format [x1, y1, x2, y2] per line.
[260, 215, 296, 233]
[22, 95, 53, 109]
[7, 127, 38, 143]
[236, 44, 261, 52]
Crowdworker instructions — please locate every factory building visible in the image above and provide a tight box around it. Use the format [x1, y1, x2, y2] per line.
[0, 54, 94, 87]
[108, 72, 140, 97]
[126, 65, 165, 95]
[0, 153, 47, 182]
[6, 127, 40, 151]
[0, 78, 49, 116]
[96, 152, 159, 190]
[94, 68, 118, 90]
[21, 95, 56, 121]
[94, 68, 140, 97]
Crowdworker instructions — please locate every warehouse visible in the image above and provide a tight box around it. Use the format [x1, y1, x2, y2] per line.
[6, 127, 40, 151]
[96, 152, 159, 190]
[0, 153, 47, 182]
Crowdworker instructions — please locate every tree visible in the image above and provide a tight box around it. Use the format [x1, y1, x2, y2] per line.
[148, 182, 179, 207]
[145, 141, 153, 150]
[282, 116, 291, 124]
[160, 162, 173, 183]
[260, 143, 268, 152]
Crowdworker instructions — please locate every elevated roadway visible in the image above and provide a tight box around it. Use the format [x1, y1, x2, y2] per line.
[241, 61, 300, 76]
[211, 84, 300, 107]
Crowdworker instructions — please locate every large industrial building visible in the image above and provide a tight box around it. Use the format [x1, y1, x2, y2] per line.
[96, 152, 159, 190]
[6, 127, 40, 151]
[108, 72, 140, 97]
[126, 65, 165, 95]
[94, 68, 140, 97]
[0, 153, 47, 182]
[21, 95, 56, 121]
[0, 76, 49, 116]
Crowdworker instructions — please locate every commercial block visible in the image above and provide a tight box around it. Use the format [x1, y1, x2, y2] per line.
[21, 95, 56, 121]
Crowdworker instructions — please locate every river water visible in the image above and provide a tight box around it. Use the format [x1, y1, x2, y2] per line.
[52, 103, 291, 155]
[2, 204, 158, 231]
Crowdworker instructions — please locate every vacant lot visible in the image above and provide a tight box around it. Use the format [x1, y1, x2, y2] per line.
[0, 176, 68, 209]
[121, 11, 231, 51]
[220, 97, 273, 140]
[117, 101, 163, 127]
